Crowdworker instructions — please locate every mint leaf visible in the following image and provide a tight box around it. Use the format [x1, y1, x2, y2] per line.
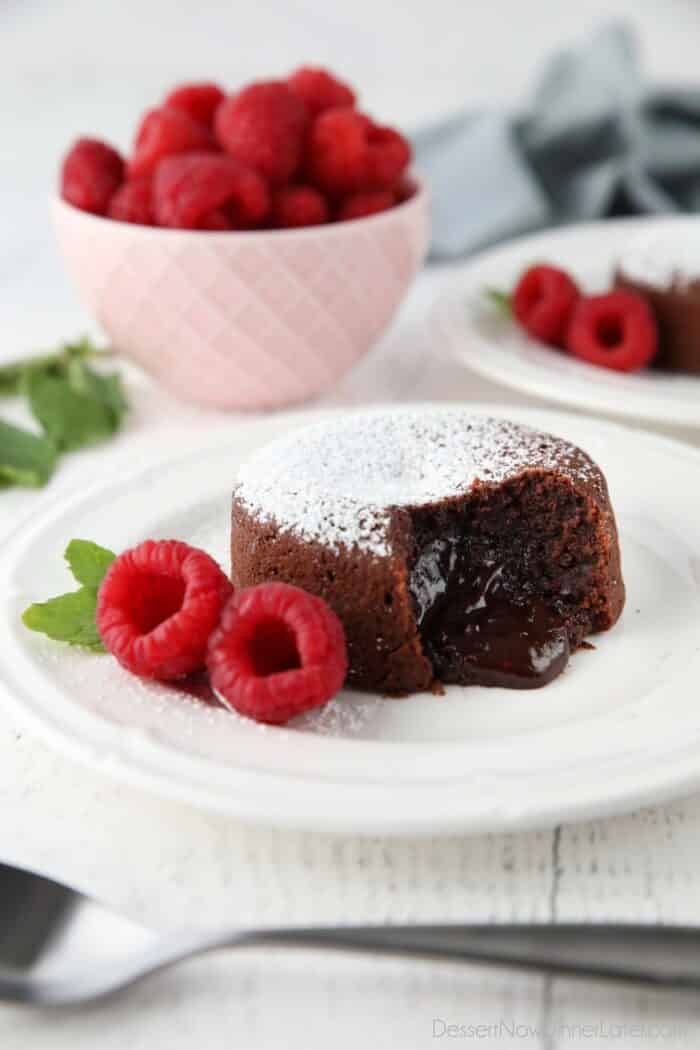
[485, 287, 512, 316]
[22, 588, 105, 650]
[66, 359, 128, 429]
[65, 539, 116, 588]
[0, 418, 57, 488]
[0, 363, 26, 397]
[26, 370, 118, 452]
[0, 337, 100, 398]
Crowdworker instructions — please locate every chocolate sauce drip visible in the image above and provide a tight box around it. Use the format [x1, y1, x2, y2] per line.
[409, 536, 570, 689]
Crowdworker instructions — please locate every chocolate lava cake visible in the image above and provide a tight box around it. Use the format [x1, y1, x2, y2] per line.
[231, 410, 625, 694]
[615, 230, 700, 374]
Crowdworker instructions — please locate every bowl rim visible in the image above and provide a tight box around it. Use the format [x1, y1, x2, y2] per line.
[51, 173, 428, 241]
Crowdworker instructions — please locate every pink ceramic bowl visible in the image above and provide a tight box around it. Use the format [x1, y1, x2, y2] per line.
[52, 182, 430, 410]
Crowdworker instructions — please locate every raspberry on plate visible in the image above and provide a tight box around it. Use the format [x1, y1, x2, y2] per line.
[60, 138, 125, 216]
[215, 81, 308, 186]
[287, 66, 356, 116]
[270, 185, 329, 228]
[198, 208, 234, 230]
[512, 264, 580, 347]
[97, 539, 232, 680]
[163, 81, 225, 129]
[306, 108, 411, 196]
[129, 107, 214, 179]
[107, 176, 154, 225]
[566, 290, 658, 372]
[337, 189, 395, 221]
[207, 582, 348, 725]
[154, 152, 269, 229]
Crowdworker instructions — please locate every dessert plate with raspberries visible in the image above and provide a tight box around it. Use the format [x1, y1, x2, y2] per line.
[1, 404, 700, 835]
[434, 216, 700, 428]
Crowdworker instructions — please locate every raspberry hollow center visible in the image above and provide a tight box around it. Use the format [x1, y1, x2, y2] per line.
[247, 618, 302, 676]
[128, 574, 186, 633]
[596, 315, 624, 348]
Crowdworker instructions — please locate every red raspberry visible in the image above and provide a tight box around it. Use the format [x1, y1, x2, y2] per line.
[60, 138, 124, 216]
[215, 81, 308, 186]
[270, 185, 329, 228]
[129, 107, 214, 179]
[512, 265, 580, 347]
[394, 177, 417, 204]
[97, 540, 232, 680]
[207, 583, 348, 725]
[198, 208, 234, 231]
[566, 290, 658, 372]
[287, 66, 356, 116]
[337, 189, 395, 221]
[306, 109, 411, 196]
[163, 82, 225, 129]
[107, 177, 154, 225]
[154, 153, 269, 229]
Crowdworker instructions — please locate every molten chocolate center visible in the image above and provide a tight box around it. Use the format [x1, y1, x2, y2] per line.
[409, 536, 570, 689]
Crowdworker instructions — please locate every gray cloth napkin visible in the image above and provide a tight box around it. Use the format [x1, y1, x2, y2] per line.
[413, 22, 700, 259]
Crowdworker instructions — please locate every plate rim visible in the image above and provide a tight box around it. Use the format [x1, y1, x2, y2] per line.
[2, 401, 700, 835]
[432, 215, 700, 427]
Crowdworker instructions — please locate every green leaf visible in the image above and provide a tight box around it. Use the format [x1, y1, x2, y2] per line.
[66, 359, 128, 428]
[0, 418, 58, 488]
[484, 287, 512, 316]
[0, 363, 26, 397]
[22, 587, 105, 650]
[25, 370, 119, 452]
[64, 539, 116, 589]
[0, 337, 101, 398]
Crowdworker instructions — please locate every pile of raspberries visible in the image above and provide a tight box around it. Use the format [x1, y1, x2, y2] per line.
[60, 68, 413, 231]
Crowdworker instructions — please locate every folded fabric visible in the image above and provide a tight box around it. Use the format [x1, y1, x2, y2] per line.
[413, 22, 700, 258]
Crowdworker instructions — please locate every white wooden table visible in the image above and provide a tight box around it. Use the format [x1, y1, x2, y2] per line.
[3, 2, 700, 1046]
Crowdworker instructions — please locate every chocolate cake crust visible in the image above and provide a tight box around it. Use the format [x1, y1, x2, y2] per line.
[231, 410, 625, 693]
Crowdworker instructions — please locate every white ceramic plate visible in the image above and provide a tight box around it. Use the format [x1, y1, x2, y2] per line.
[1, 404, 700, 835]
[433, 217, 700, 427]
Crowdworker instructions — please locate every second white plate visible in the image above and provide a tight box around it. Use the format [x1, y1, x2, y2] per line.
[1, 404, 700, 834]
[433, 217, 700, 427]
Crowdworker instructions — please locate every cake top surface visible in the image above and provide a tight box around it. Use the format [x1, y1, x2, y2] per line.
[618, 228, 700, 288]
[235, 409, 600, 557]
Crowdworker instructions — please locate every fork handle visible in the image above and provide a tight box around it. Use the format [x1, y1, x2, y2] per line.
[206, 923, 700, 989]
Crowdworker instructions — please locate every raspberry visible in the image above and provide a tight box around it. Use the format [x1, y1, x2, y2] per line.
[163, 82, 225, 129]
[107, 177, 154, 225]
[337, 189, 395, 221]
[512, 265, 580, 347]
[207, 582, 348, 725]
[215, 81, 308, 186]
[287, 66, 356, 116]
[306, 109, 411, 195]
[154, 153, 269, 229]
[60, 138, 124, 216]
[394, 177, 417, 204]
[97, 540, 232, 680]
[566, 291, 658, 372]
[365, 125, 411, 188]
[198, 208, 234, 230]
[129, 107, 214, 179]
[270, 185, 329, 228]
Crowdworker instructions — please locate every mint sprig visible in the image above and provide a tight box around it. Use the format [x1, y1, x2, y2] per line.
[0, 337, 128, 490]
[0, 419, 57, 488]
[484, 287, 512, 316]
[22, 539, 116, 650]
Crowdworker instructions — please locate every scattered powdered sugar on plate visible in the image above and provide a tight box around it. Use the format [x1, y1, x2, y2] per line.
[235, 407, 597, 556]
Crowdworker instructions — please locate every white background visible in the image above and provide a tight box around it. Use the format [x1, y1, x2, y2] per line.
[3, 1, 700, 1047]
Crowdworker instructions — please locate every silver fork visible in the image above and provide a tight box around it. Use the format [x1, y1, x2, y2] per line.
[3, 860, 700, 1006]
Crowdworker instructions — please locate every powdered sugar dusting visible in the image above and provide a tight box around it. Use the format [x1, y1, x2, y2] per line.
[619, 228, 700, 288]
[235, 408, 598, 556]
